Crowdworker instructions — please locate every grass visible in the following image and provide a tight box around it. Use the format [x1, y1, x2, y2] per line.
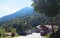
[45, 36, 49, 38]
[0, 37, 7, 38]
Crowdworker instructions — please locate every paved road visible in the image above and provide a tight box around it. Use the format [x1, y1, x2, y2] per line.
[13, 33, 45, 38]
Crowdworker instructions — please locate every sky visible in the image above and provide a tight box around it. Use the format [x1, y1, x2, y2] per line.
[0, 0, 33, 18]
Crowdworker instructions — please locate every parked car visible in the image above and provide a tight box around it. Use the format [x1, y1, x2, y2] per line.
[40, 32, 47, 36]
[17, 31, 27, 36]
[26, 31, 32, 35]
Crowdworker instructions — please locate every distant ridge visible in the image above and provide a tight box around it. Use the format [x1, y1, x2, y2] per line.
[0, 7, 35, 21]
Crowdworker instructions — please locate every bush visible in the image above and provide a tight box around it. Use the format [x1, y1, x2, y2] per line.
[0, 29, 7, 38]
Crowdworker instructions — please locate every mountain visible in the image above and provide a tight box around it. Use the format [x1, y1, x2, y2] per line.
[0, 7, 35, 21]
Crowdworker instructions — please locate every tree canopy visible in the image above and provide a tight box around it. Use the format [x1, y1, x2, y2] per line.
[32, 0, 60, 34]
[32, 0, 60, 17]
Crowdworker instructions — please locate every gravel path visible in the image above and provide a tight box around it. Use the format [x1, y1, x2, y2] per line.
[13, 33, 45, 38]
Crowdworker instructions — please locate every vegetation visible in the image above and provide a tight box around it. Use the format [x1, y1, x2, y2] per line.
[0, 13, 50, 37]
[32, 0, 60, 34]
[0, 12, 59, 38]
[0, 0, 60, 37]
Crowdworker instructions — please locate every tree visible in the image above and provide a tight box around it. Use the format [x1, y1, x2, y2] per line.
[32, 0, 60, 34]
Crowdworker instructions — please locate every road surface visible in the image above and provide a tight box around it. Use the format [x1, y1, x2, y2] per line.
[13, 33, 45, 38]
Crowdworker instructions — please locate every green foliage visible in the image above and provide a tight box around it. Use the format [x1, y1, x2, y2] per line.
[0, 29, 7, 38]
[32, 0, 60, 17]
[0, 13, 47, 32]
[0, 13, 52, 37]
[32, 0, 60, 34]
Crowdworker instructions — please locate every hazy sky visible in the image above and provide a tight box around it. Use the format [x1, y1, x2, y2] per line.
[0, 0, 33, 18]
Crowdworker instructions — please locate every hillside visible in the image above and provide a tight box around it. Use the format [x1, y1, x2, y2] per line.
[0, 7, 35, 21]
